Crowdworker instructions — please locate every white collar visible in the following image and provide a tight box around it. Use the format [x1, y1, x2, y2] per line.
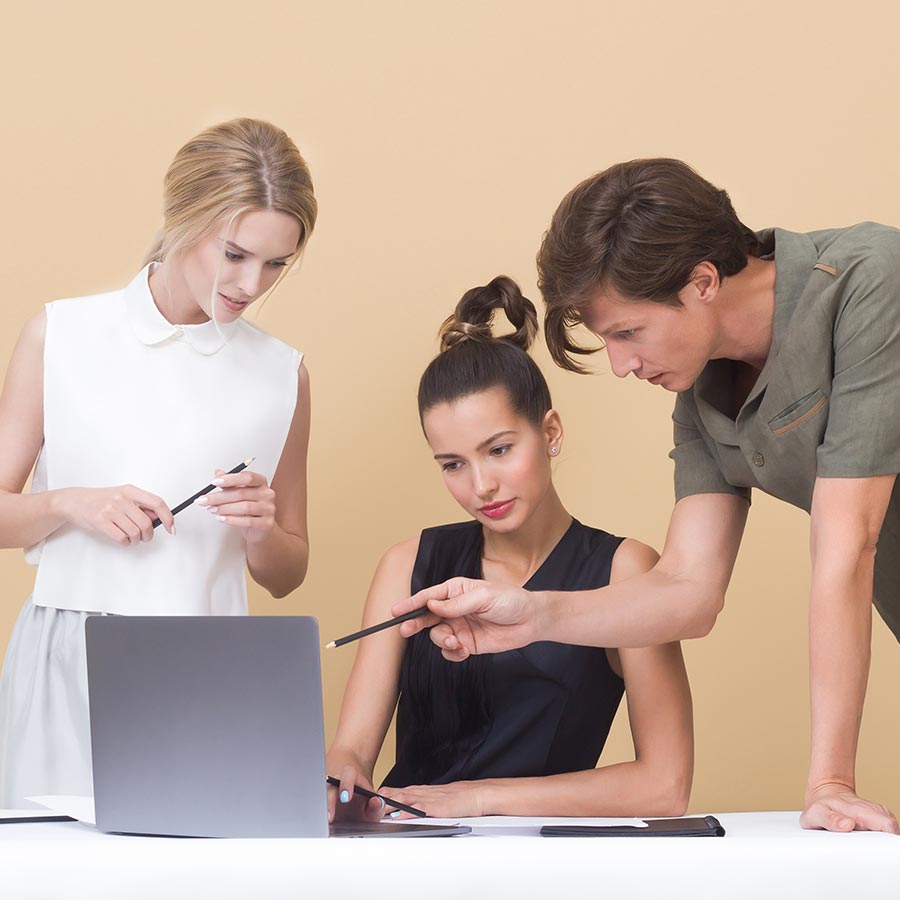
[124, 264, 239, 355]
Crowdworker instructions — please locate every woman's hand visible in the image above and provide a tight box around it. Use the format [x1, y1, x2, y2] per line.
[325, 755, 385, 824]
[55, 485, 174, 544]
[801, 782, 899, 833]
[391, 577, 542, 661]
[198, 468, 276, 544]
[377, 781, 487, 820]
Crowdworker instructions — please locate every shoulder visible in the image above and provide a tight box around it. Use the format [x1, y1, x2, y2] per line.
[19, 309, 47, 349]
[45, 286, 125, 324]
[610, 538, 659, 583]
[235, 319, 303, 366]
[810, 222, 900, 265]
[419, 520, 481, 543]
[374, 535, 422, 584]
[811, 223, 900, 295]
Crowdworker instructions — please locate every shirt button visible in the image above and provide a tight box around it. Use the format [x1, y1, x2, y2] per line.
[752, 452, 765, 468]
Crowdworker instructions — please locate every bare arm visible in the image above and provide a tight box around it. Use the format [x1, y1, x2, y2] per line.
[379, 540, 694, 818]
[243, 362, 311, 597]
[326, 537, 418, 822]
[0, 312, 174, 548]
[800, 474, 899, 833]
[394, 493, 748, 657]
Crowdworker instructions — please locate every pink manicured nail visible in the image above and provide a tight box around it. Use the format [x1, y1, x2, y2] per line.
[212, 478, 224, 486]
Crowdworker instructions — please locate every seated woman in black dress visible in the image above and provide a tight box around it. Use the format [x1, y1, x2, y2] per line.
[327, 276, 693, 821]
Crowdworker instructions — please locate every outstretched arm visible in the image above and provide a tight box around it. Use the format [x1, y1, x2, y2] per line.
[392, 493, 748, 657]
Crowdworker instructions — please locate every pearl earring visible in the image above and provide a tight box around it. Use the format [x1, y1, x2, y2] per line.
[550, 447, 558, 456]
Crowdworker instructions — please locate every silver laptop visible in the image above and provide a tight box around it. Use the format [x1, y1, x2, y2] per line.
[85, 616, 469, 839]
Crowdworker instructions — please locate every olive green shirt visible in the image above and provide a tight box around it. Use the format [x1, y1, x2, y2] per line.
[670, 222, 900, 640]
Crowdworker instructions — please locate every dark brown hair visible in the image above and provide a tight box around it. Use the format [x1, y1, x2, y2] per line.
[537, 158, 760, 372]
[406, 276, 552, 771]
[417, 275, 552, 426]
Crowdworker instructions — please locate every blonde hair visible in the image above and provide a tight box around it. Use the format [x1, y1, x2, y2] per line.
[144, 118, 317, 267]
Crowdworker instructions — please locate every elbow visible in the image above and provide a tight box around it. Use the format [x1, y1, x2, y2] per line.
[642, 766, 693, 818]
[268, 569, 307, 600]
[685, 590, 724, 639]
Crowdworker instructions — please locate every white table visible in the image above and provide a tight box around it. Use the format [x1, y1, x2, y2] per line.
[1, 812, 897, 899]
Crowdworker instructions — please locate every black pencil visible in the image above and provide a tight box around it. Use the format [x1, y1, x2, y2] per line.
[325, 606, 431, 649]
[151, 457, 255, 528]
[326, 776, 427, 818]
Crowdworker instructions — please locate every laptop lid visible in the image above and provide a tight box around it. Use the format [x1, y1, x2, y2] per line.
[85, 616, 470, 839]
[86, 615, 329, 838]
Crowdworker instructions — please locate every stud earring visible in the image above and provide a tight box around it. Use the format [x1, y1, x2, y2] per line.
[550, 446, 558, 456]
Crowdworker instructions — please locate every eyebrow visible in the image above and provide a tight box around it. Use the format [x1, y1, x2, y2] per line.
[433, 430, 517, 460]
[592, 319, 632, 337]
[223, 239, 293, 261]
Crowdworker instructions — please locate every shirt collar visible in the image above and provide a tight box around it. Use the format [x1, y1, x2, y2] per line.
[124, 264, 239, 355]
[689, 227, 819, 440]
[754, 227, 819, 360]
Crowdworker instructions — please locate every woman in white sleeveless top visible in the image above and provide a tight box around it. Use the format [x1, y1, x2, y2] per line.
[0, 119, 317, 807]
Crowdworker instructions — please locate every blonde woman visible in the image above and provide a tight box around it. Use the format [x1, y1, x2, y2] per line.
[0, 118, 317, 806]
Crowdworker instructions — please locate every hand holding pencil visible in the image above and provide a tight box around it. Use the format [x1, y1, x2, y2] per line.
[326, 575, 540, 661]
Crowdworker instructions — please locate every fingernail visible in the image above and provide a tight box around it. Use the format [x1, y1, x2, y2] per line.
[389, 811, 401, 819]
[206, 507, 218, 514]
[217, 515, 226, 522]
[196, 497, 208, 506]
[340, 790, 349, 804]
[212, 478, 224, 486]
[170, 525, 176, 536]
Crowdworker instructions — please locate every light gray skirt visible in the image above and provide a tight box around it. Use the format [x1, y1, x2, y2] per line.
[0, 598, 97, 808]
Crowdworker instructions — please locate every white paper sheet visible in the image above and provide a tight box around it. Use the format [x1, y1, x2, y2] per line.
[26, 795, 96, 825]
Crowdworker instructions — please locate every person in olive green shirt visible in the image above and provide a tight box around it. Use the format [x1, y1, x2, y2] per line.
[393, 159, 900, 834]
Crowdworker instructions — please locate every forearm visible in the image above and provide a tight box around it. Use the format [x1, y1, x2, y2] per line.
[537, 567, 722, 648]
[246, 523, 309, 598]
[806, 554, 874, 797]
[479, 760, 691, 818]
[0, 488, 71, 549]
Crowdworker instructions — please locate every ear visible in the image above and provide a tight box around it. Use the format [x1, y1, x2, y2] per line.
[689, 261, 721, 305]
[542, 409, 564, 456]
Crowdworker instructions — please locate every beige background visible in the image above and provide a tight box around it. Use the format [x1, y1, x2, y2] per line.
[0, 1, 898, 815]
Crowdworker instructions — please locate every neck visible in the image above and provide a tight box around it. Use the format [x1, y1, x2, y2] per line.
[148, 260, 211, 326]
[711, 256, 777, 370]
[481, 486, 572, 583]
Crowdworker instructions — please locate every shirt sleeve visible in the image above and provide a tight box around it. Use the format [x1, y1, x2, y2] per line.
[669, 394, 751, 502]
[816, 251, 900, 478]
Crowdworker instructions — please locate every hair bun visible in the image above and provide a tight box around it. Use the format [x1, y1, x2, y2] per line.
[438, 276, 538, 353]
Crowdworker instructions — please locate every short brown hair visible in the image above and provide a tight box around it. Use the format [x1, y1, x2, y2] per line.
[537, 158, 759, 372]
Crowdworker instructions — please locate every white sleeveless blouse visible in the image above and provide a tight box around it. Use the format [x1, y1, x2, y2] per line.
[26, 266, 301, 616]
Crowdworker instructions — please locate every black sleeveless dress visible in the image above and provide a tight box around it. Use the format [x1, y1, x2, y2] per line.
[382, 518, 625, 788]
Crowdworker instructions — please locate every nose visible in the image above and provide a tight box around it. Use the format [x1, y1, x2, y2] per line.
[606, 344, 642, 379]
[236, 263, 264, 299]
[471, 463, 498, 499]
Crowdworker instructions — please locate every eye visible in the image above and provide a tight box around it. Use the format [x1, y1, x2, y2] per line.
[441, 460, 462, 472]
[489, 444, 512, 457]
[617, 329, 637, 339]
[225, 250, 243, 262]
[268, 259, 290, 268]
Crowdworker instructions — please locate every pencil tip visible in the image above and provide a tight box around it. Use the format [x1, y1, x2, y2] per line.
[245, 456, 256, 465]
[325, 641, 336, 649]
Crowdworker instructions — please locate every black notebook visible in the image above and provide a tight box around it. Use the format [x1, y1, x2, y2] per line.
[540, 815, 725, 837]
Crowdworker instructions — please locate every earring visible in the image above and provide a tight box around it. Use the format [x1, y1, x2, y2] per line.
[550, 446, 558, 456]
